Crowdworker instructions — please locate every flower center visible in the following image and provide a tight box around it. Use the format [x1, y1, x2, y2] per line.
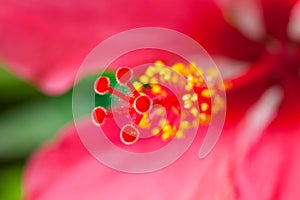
[92, 61, 225, 145]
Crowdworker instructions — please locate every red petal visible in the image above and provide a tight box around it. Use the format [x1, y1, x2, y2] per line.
[0, 0, 264, 95]
[23, 120, 238, 200]
[259, 0, 298, 41]
[235, 71, 300, 199]
[236, 126, 300, 199]
[190, 1, 266, 61]
[24, 72, 300, 199]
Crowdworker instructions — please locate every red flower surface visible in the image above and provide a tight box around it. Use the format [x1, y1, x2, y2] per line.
[0, 0, 299, 199]
[0, 0, 264, 94]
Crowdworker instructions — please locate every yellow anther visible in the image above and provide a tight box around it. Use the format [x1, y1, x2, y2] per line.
[187, 74, 196, 83]
[193, 120, 199, 127]
[150, 77, 158, 84]
[155, 60, 165, 66]
[159, 68, 171, 80]
[188, 81, 194, 88]
[133, 81, 143, 91]
[185, 85, 192, 91]
[152, 85, 162, 94]
[184, 100, 192, 109]
[190, 107, 198, 117]
[172, 63, 185, 75]
[191, 93, 198, 102]
[140, 75, 149, 84]
[162, 132, 170, 141]
[146, 66, 156, 77]
[164, 75, 171, 81]
[152, 128, 160, 136]
[201, 89, 211, 98]
[162, 124, 172, 132]
[175, 130, 184, 139]
[181, 121, 190, 130]
[156, 108, 165, 116]
[201, 103, 209, 112]
[182, 94, 191, 101]
[199, 113, 211, 124]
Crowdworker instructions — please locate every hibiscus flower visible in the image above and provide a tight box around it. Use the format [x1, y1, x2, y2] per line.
[0, 0, 300, 199]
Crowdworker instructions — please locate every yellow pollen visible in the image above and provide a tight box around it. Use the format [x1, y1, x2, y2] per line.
[152, 85, 162, 94]
[133, 81, 143, 91]
[152, 128, 160, 136]
[181, 121, 190, 130]
[172, 63, 186, 75]
[185, 85, 192, 91]
[155, 60, 165, 66]
[162, 132, 170, 141]
[150, 77, 158, 84]
[201, 89, 210, 98]
[182, 94, 191, 101]
[132, 60, 224, 141]
[176, 130, 184, 139]
[193, 120, 199, 127]
[162, 124, 172, 132]
[191, 93, 198, 102]
[184, 100, 192, 109]
[156, 108, 165, 116]
[140, 75, 149, 84]
[199, 113, 211, 124]
[187, 74, 196, 83]
[159, 68, 171, 80]
[201, 103, 209, 112]
[190, 107, 198, 117]
[146, 66, 156, 77]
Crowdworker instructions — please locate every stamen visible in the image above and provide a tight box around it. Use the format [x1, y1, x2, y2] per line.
[93, 61, 225, 145]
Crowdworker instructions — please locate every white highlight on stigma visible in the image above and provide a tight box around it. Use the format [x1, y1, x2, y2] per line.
[235, 86, 283, 158]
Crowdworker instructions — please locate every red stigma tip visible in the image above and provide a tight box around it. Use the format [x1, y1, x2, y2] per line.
[94, 77, 110, 95]
[92, 106, 107, 126]
[116, 67, 132, 85]
[120, 124, 140, 145]
[133, 95, 152, 114]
